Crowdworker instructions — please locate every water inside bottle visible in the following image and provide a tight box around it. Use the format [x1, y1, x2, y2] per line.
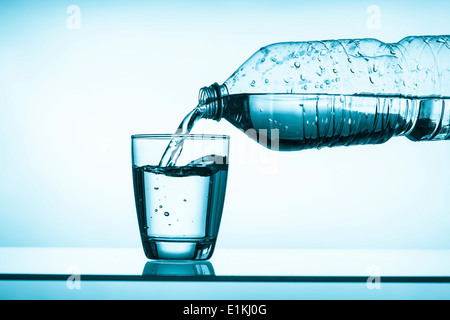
[221, 93, 450, 151]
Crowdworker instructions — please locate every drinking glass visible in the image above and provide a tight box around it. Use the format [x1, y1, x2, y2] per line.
[132, 134, 229, 260]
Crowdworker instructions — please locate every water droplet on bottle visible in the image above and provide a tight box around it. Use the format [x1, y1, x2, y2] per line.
[300, 74, 306, 81]
[324, 79, 331, 85]
[302, 85, 308, 90]
[183, 199, 187, 202]
[294, 61, 301, 68]
[265, 79, 269, 84]
[164, 212, 169, 217]
[271, 56, 277, 62]
[261, 57, 266, 63]
[320, 49, 327, 56]
[350, 68, 355, 73]
[159, 205, 163, 208]
[250, 80, 256, 87]
[154, 209, 158, 212]
[333, 68, 338, 73]
[260, 108, 264, 112]
[369, 76, 374, 84]
[372, 64, 378, 72]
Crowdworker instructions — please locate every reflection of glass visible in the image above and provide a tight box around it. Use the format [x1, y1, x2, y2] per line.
[142, 260, 215, 277]
[132, 134, 230, 260]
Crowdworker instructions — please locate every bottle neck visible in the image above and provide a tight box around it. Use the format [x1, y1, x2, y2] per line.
[199, 83, 229, 120]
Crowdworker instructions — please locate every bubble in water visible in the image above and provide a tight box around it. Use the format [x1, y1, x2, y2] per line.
[260, 108, 264, 112]
[284, 125, 289, 130]
[164, 212, 169, 217]
[294, 61, 301, 68]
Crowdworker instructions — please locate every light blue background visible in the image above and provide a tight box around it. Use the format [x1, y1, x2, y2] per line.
[0, 0, 449, 249]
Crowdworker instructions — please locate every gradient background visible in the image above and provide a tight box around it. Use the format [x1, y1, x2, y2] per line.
[0, 0, 449, 250]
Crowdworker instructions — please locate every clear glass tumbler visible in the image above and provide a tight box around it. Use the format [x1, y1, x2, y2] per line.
[132, 134, 229, 260]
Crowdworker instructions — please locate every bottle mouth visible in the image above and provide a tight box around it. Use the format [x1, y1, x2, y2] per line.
[198, 83, 228, 120]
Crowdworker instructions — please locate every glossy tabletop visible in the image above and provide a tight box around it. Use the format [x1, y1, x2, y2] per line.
[1, 247, 450, 299]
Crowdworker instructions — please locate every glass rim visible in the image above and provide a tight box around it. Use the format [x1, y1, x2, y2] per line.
[131, 134, 230, 140]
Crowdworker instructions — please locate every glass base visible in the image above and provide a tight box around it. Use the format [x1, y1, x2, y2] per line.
[141, 238, 217, 260]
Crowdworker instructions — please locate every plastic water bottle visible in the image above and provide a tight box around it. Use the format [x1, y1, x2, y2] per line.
[199, 35, 450, 151]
